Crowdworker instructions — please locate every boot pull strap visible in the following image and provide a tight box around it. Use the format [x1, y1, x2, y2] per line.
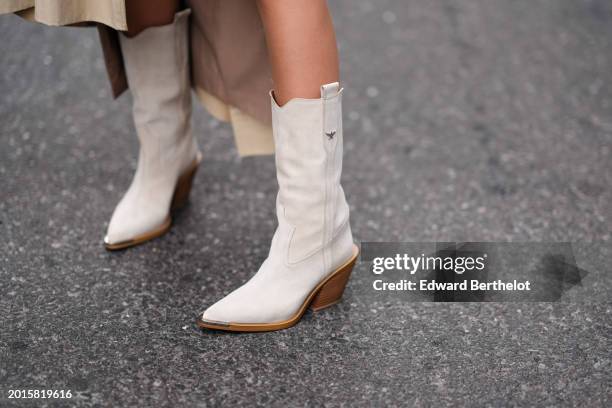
[321, 82, 341, 143]
[321, 82, 340, 99]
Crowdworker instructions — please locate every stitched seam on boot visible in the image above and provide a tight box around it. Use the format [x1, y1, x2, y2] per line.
[324, 91, 340, 273]
[321, 88, 338, 274]
[322, 96, 330, 274]
[285, 216, 351, 267]
[325, 133, 337, 273]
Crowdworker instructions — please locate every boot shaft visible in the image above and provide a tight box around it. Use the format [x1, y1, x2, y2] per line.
[270, 83, 350, 263]
[119, 10, 192, 149]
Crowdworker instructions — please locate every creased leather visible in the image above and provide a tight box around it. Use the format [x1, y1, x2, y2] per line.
[201, 84, 354, 325]
[105, 10, 199, 245]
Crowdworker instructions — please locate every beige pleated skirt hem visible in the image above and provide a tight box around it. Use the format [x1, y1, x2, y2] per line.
[195, 88, 274, 157]
[0, 0, 127, 30]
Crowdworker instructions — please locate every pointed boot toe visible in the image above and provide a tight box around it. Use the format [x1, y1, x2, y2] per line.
[199, 304, 231, 328]
[104, 213, 171, 251]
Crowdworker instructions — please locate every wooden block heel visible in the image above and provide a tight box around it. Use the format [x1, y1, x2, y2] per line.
[310, 256, 356, 312]
[104, 153, 202, 251]
[171, 153, 201, 211]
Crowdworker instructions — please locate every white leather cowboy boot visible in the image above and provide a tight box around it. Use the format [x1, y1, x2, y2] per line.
[104, 10, 202, 250]
[198, 83, 359, 332]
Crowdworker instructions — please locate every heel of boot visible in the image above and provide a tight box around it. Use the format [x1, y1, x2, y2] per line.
[310, 257, 356, 312]
[171, 153, 202, 211]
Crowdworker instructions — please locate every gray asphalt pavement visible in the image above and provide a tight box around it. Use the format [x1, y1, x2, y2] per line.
[1, 0, 611, 406]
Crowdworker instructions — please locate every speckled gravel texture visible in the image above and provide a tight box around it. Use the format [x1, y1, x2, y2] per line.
[1, 0, 611, 407]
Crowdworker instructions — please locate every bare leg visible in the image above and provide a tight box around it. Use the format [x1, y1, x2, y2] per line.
[256, 0, 340, 106]
[124, 0, 180, 37]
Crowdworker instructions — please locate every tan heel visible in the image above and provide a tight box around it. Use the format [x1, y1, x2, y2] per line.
[310, 256, 357, 312]
[171, 153, 202, 211]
